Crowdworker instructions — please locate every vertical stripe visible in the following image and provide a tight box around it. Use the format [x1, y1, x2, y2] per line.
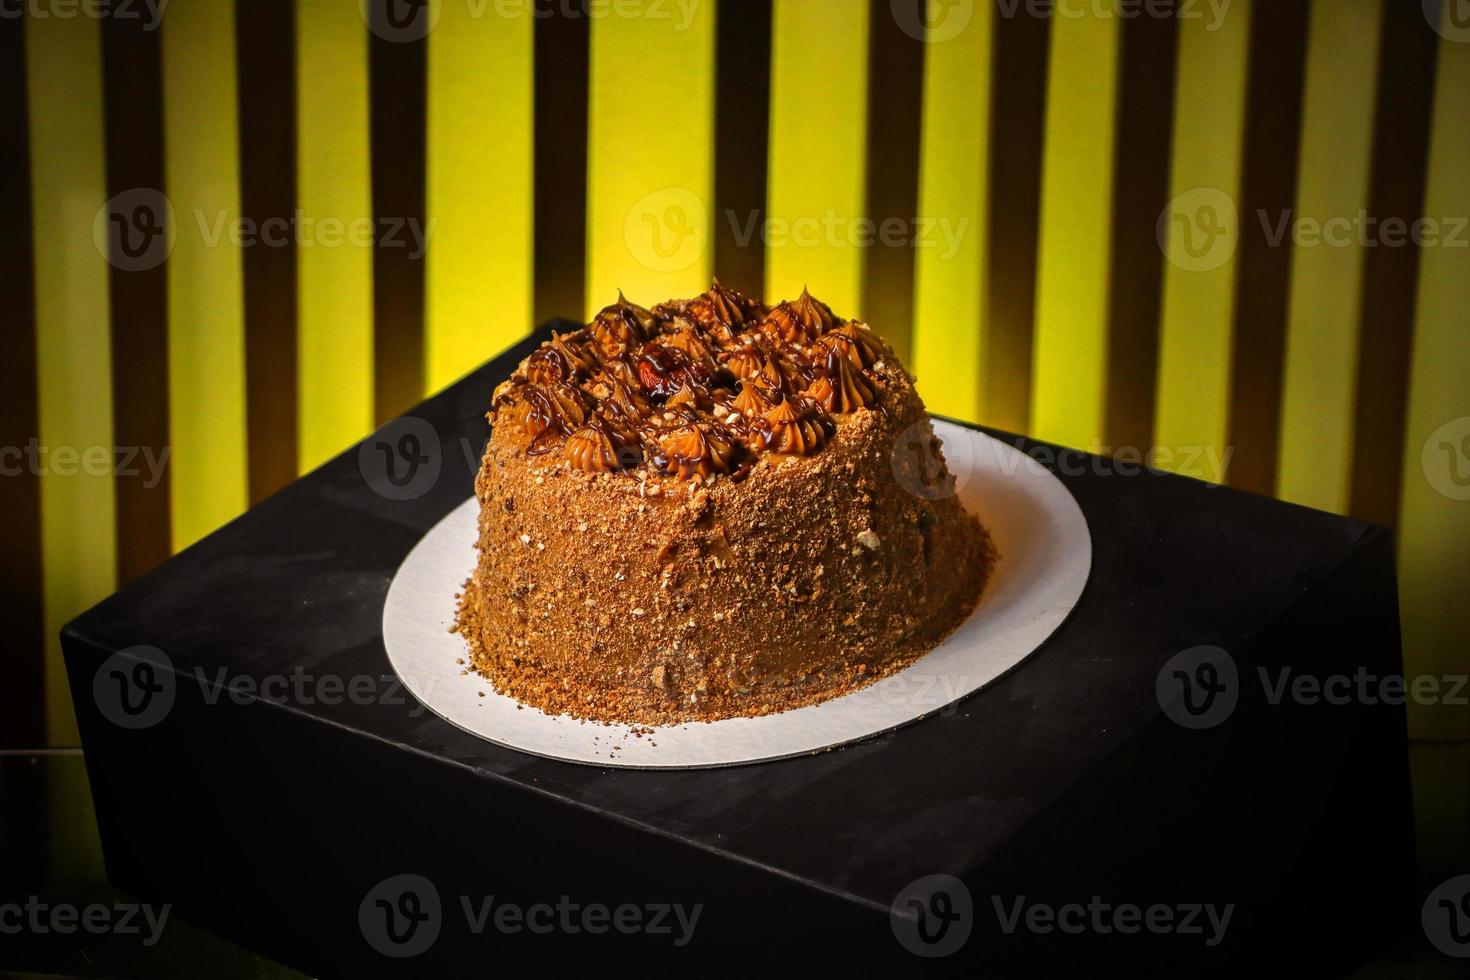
[911, 0, 991, 422]
[1276, 0, 1384, 514]
[533, 7, 589, 325]
[237, 0, 299, 505]
[1103, 10, 1180, 458]
[425, 1, 533, 392]
[163, 0, 249, 549]
[28, 12, 114, 746]
[586, 0, 716, 314]
[369, 7, 427, 421]
[1153, 2, 1250, 483]
[296, 0, 374, 472]
[984, 8, 1049, 435]
[764, 0, 870, 314]
[1398, 0, 1470, 740]
[101, 7, 171, 583]
[0, 16, 45, 747]
[1030, 9, 1120, 452]
[860, 0, 925, 362]
[1225, 0, 1310, 498]
[712, 0, 773, 297]
[1349, 1, 1439, 528]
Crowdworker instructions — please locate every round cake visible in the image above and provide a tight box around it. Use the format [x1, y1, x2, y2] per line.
[454, 281, 994, 725]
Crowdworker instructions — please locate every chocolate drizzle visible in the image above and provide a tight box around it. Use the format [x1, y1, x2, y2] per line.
[493, 282, 890, 480]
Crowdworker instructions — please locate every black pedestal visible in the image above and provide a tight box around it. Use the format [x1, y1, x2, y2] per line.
[63, 324, 1415, 978]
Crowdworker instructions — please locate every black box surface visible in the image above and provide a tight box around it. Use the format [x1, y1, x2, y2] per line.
[64, 324, 1415, 977]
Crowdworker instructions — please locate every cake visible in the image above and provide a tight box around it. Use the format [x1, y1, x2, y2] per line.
[454, 281, 994, 725]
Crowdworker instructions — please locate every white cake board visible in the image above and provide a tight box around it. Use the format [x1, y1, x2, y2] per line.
[383, 421, 1091, 769]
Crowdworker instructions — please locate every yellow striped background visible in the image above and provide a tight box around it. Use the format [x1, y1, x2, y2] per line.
[18, 0, 1468, 765]
[296, 0, 375, 472]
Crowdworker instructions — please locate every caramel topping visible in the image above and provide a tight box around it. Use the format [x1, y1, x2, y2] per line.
[565, 420, 632, 473]
[510, 382, 589, 453]
[806, 354, 875, 413]
[762, 287, 837, 344]
[792, 287, 837, 331]
[660, 423, 738, 480]
[493, 281, 894, 480]
[752, 397, 832, 456]
[815, 320, 884, 370]
[590, 292, 655, 356]
[663, 323, 717, 372]
[637, 342, 712, 399]
[596, 357, 639, 389]
[601, 376, 650, 422]
[524, 348, 567, 385]
[665, 387, 701, 412]
[551, 331, 599, 377]
[731, 379, 775, 417]
[721, 345, 766, 382]
[679, 278, 762, 340]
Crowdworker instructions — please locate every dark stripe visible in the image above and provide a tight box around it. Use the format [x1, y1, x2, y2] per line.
[985, 4, 1049, 434]
[0, 17, 45, 748]
[1348, 0, 1440, 529]
[101, 4, 172, 583]
[1225, 0, 1310, 498]
[368, 14, 428, 421]
[1103, 13, 1178, 454]
[712, 0, 772, 297]
[860, 0, 926, 362]
[533, 3, 589, 324]
[237, 0, 300, 504]
[2, 760, 48, 881]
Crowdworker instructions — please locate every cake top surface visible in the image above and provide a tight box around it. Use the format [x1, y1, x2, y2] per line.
[490, 281, 906, 485]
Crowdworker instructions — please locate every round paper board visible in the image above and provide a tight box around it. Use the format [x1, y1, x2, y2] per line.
[383, 421, 1091, 769]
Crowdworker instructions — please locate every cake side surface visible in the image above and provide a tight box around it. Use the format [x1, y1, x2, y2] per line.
[454, 283, 994, 725]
